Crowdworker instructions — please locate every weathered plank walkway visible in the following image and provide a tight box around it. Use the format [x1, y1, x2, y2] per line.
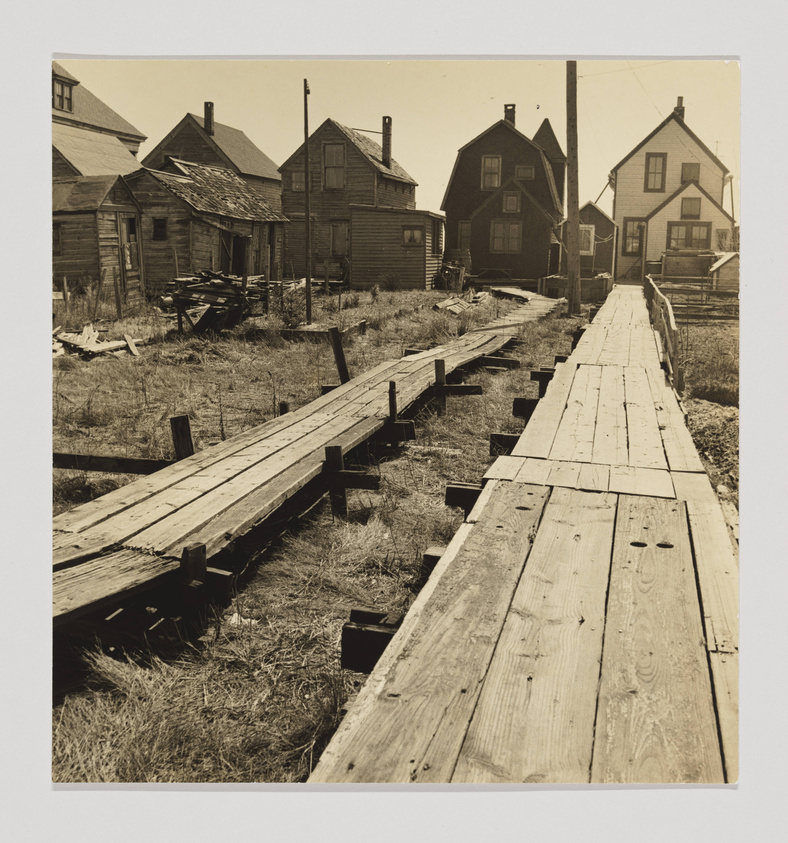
[310, 285, 738, 784]
[53, 296, 561, 626]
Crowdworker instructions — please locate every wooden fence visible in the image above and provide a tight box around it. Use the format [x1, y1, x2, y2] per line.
[644, 276, 684, 393]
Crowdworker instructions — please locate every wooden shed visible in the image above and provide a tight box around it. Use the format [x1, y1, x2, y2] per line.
[349, 206, 444, 289]
[560, 201, 617, 278]
[708, 252, 739, 291]
[125, 160, 287, 296]
[52, 175, 145, 300]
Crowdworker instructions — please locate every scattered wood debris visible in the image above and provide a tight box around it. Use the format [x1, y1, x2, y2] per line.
[53, 324, 144, 359]
[433, 296, 473, 315]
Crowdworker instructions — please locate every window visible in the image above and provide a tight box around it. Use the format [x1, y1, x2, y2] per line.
[622, 217, 646, 256]
[681, 197, 701, 220]
[152, 218, 168, 240]
[644, 152, 667, 192]
[53, 223, 61, 256]
[681, 162, 700, 183]
[291, 171, 305, 192]
[579, 224, 595, 256]
[667, 221, 711, 250]
[431, 218, 443, 256]
[481, 155, 501, 190]
[403, 227, 424, 246]
[515, 164, 535, 180]
[502, 192, 521, 213]
[323, 143, 345, 190]
[458, 220, 471, 252]
[490, 220, 522, 253]
[52, 79, 73, 112]
[330, 221, 349, 256]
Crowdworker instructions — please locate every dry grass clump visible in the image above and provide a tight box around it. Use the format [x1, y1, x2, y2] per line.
[681, 322, 739, 407]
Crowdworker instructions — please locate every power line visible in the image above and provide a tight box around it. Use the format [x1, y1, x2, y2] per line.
[578, 61, 672, 79]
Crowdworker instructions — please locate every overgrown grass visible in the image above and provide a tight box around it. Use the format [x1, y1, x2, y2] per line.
[680, 321, 739, 406]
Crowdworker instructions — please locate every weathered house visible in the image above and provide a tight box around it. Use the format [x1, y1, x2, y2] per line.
[53, 175, 145, 299]
[52, 61, 147, 177]
[441, 105, 564, 280]
[609, 97, 735, 280]
[125, 160, 287, 296]
[560, 201, 617, 278]
[279, 117, 442, 288]
[141, 103, 282, 210]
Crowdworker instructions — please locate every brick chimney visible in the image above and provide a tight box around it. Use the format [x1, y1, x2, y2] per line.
[382, 116, 392, 168]
[673, 96, 685, 119]
[504, 104, 516, 125]
[204, 101, 214, 136]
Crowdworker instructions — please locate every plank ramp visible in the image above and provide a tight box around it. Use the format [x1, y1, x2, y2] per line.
[310, 285, 738, 784]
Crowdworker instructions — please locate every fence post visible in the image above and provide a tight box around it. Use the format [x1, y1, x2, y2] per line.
[170, 415, 195, 460]
[328, 326, 351, 384]
[435, 359, 447, 415]
[325, 445, 347, 519]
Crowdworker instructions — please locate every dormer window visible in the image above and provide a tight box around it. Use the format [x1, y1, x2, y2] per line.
[52, 79, 73, 112]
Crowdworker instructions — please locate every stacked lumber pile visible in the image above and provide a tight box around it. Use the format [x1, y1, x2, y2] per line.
[433, 296, 473, 315]
[53, 324, 142, 359]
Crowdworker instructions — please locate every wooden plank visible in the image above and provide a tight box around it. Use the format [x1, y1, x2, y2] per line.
[624, 366, 668, 470]
[511, 363, 577, 459]
[645, 368, 705, 472]
[591, 495, 724, 783]
[591, 365, 628, 466]
[123, 333, 140, 356]
[577, 462, 610, 492]
[549, 365, 601, 462]
[465, 479, 500, 523]
[452, 488, 617, 783]
[53, 452, 174, 475]
[309, 483, 551, 783]
[547, 461, 582, 489]
[483, 455, 526, 482]
[608, 465, 675, 499]
[513, 457, 552, 486]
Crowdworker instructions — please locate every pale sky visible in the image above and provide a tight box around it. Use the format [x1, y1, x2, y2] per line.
[59, 58, 740, 219]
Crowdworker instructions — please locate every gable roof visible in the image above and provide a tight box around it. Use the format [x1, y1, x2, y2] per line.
[580, 200, 616, 226]
[278, 118, 418, 185]
[52, 61, 146, 142]
[53, 123, 143, 176]
[128, 161, 287, 223]
[532, 118, 566, 162]
[610, 111, 729, 176]
[440, 118, 562, 213]
[469, 176, 560, 226]
[709, 252, 738, 273]
[53, 175, 137, 213]
[190, 115, 281, 181]
[644, 179, 733, 223]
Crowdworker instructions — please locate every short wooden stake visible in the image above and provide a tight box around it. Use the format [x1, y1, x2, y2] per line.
[265, 276, 271, 316]
[181, 542, 207, 584]
[170, 414, 195, 460]
[530, 368, 555, 398]
[324, 260, 330, 296]
[92, 268, 106, 322]
[388, 381, 398, 422]
[513, 397, 539, 422]
[489, 432, 520, 456]
[278, 400, 290, 416]
[328, 326, 351, 384]
[325, 445, 347, 519]
[554, 354, 568, 364]
[62, 276, 70, 321]
[434, 359, 447, 415]
[112, 267, 123, 320]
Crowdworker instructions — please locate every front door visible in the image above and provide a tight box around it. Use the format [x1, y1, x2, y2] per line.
[119, 214, 143, 297]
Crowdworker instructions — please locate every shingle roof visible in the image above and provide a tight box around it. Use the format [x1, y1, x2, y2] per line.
[52, 61, 146, 141]
[189, 115, 281, 181]
[532, 118, 566, 162]
[52, 123, 143, 176]
[141, 160, 287, 223]
[644, 179, 733, 223]
[53, 175, 122, 213]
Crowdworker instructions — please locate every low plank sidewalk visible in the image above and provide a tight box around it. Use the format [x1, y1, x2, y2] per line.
[309, 285, 738, 784]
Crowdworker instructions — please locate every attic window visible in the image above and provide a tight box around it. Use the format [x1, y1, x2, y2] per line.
[681, 197, 701, 220]
[644, 153, 667, 192]
[515, 164, 535, 180]
[152, 218, 168, 240]
[323, 143, 346, 190]
[681, 162, 701, 183]
[481, 155, 501, 190]
[503, 192, 521, 213]
[52, 79, 73, 112]
[579, 224, 595, 256]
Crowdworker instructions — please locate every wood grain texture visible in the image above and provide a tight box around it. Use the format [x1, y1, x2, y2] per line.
[452, 488, 617, 783]
[308, 484, 551, 783]
[483, 455, 526, 481]
[623, 366, 668, 470]
[645, 368, 705, 472]
[591, 495, 724, 783]
[608, 465, 675, 499]
[549, 365, 602, 463]
[592, 365, 628, 466]
[511, 363, 577, 459]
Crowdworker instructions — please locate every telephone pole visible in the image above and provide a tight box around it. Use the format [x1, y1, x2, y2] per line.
[304, 78, 312, 324]
[566, 61, 581, 315]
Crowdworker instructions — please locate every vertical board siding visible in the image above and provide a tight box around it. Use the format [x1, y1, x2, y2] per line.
[52, 213, 100, 284]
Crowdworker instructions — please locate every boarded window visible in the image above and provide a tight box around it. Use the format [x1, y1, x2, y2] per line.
[681, 197, 701, 219]
[579, 224, 595, 256]
[667, 221, 711, 250]
[490, 220, 521, 254]
[458, 220, 471, 251]
[323, 143, 345, 190]
[515, 164, 535, 180]
[53, 223, 61, 256]
[681, 162, 701, 183]
[292, 171, 305, 192]
[330, 221, 349, 256]
[152, 218, 168, 240]
[403, 227, 424, 246]
[481, 155, 501, 189]
[503, 192, 521, 213]
[644, 152, 667, 192]
[622, 218, 646, 256]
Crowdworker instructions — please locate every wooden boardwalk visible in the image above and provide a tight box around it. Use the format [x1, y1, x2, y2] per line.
[310, 285, 738, 784]
[53, 296, 561, 627]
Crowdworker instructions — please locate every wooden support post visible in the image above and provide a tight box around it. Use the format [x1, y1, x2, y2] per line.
[380, 419, 416, 444]
[325, 260, 330, 296]
[112, 267, 123, 320]
[478, 355, 520, 369]
[341, 611, 404, 673]
[434, 359, 447, 415]
[513, 397, 539, 422]
[325, 445, 347, 519]
[172, 246, 179, 279]
[388, 381, 397, 422]
[328, 326, 351, 383]
[62, 276, 70, 322]
[265, 276, 271, 316]
[489, 432, 520, 456]
[278, 401, 290, 416]
[205, 566, 234, 605]
[554, 354, 568, 364]
[421, 546, 446, 582]
[445, 481, 483, 516]
[181, 542, 207, 584]
[170, 415, 195, 460]
[440, 383, 483, 396]
[176, 308, 184, 335]
[321, 384, 339, 395]
[92, 268, 106, 322]
[530, 368, 555, 398]
[242, 237, 250, 292]
[571, 326, 586, 350]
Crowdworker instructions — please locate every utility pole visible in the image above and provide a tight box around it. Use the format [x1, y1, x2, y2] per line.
[566, 60, 581, 315]
[304, 78, 312, 324]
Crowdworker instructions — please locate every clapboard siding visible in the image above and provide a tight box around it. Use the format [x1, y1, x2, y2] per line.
[149, 121, 224, 170]
[53, 147, 77, 178]
[53, 213, 100, 285]
[711, 255, 739, 291]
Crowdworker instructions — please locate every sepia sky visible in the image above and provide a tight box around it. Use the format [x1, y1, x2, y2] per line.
[58, 58, 740, 218]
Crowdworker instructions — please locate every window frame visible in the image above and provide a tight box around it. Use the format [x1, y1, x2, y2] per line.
[481, 155, 502, 190]
[489, 219, 522, 254]
[402, 226, 424, 247]
[666, 221, 712, 250]
[458, 220, 471, 252]
[514, 164, 535, 181]
[291, 170, 305, 192]
[431, 218, 443, 256]
[644, 152, 667, 192]
[52, 79, 73, 112]
[681, 197, 701, 220]
[152, 218, 168, 241]
[579, 224, 595, 256]
[622, 217, 646, 256]
[322, 142, 346, 191]
[502, 191, 521, 213]
[681, 162, 701, 184]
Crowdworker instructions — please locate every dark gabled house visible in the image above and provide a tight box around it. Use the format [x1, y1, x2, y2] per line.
[125, 160, 287, 296]
[52, 61, 147, 177]
[279, 116, 443, 288]
[441, 105, 565, 280]
[141, 103, 282, 210]
[53, 175, 145, 300]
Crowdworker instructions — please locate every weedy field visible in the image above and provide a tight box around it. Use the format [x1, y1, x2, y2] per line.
[51, 288, 585, 783]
